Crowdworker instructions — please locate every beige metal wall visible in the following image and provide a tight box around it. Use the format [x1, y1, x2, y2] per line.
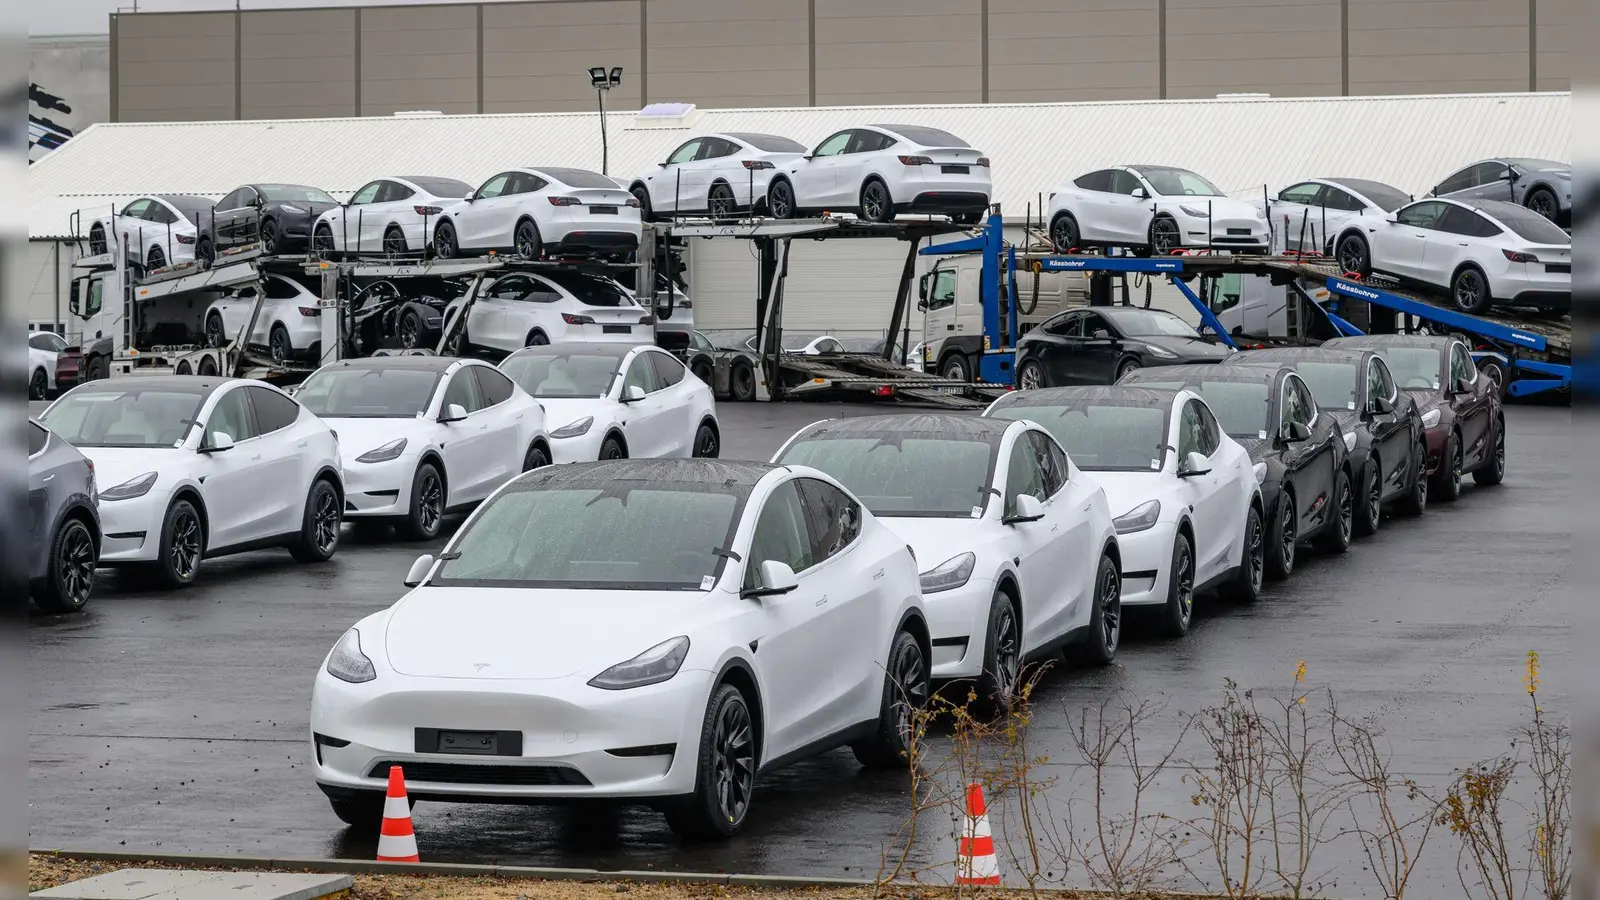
[110, 0, 1571, 123]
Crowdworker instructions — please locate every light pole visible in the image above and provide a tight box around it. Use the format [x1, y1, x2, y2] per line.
[587, 66, 623, 175]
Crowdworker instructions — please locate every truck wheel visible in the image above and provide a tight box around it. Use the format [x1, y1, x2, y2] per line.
[86, 355, 108, 382]
[940, 353, 970, 383]
[197, 355, 219, 377]
[730, 364, 756, 401]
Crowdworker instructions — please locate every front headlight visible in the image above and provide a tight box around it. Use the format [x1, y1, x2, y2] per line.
[101, 471, 158, 502]
[1342, 432, 1357, 452]
[355, 437, 407, 463]
[326, 628, 376, 684]
[588, 636, 690, 690]
[1420, 408, 1442, 428]
[1145, 344, 1178, 359]
[1179, 204, 1211, 218]
[280, 204, 306, 214]
[919, 551, 977, 594]
[550, 416, 594, 439]
[1113, 499, 1161, 534]
[1253, 461, 1268, 483]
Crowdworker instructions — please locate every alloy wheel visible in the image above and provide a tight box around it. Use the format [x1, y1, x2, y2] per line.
[1018, 363, 1043, 391]
[697, 428, 718, 457]
[206, 317, 224, 349]
[399, 313, 420, 349]
[1279, 501, 1296, 570]
[1416, 453, 1429, 508]
[270, 330, 290, 365]
[862, 182, 888, 222]
[314, 227, 335, 254]
[1099, 564, 1122, 654]
[1528, 191, 1557, 220]
[1492, 430, 1505, 479]
[434, 225, 457, 259]
[1051, 217, 1077, 252]
[709, 185, 736, 217]
[312, 488, 340, 554]
[711, 696, 755, 827]
[515, 223, 539, 259]
[1151, 219, 1179, 255]
[384, 230, 406, 256]
[417, 471, 443, 535]
[769, 182, 794, 219]
[1337, 237, 1367, 274]
[1338, 475, 1354, 543]
[891, 639, 928, 744]
[603, 441, 625, 460]
[148, 247, 166, 270]
[1450, 444, 1463, 491]
[169, 509, 201, 580]
[1454, 271, 1485, 311]
[1366, 468, 1381, 532]
[31, 368, 48, 401]
[262, 223, 277, 254]
[992, 603, 1020, 701]
[57, 521, 96, 608]
[1174, 542, 1194, 626]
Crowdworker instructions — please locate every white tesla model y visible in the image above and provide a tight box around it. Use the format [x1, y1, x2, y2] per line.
[312, 175, 476, 257]
[1046, 165, 1269, 255]
[629, 132, 808, 220]
[432, 167, 641, 260]
[765, 124, 991, 224]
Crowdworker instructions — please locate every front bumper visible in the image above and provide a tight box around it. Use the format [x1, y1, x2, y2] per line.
[341, 453, 418, 518]
[923, 576, 996, 679]
[96, 489, 174, 564]
[548, 427, 606, 464]
[1113, 521, 1176, 607]
[1422, 425, 1449, 475]
[1174, 212, 1270, 251]
[310, 666, 714, 800]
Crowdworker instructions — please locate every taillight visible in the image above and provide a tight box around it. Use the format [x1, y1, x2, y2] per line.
[741, 159, 774, 170]
[299, 306, 321, 317]
[562, 313, 596, 325]
[873, 385, 894, 397]
[176, 234, 196, 244]
[625, 197, 640, 208]
[898, 155, 933, 166]
[906, 544, 916, 563]
[414, 205, 443, 216]
[1502, 249, 1539, 263]
[638, 314, 656, 325]
[548, 196, 580, 206]
[976, 157, 991, 167]
[679, 299, 692, 308]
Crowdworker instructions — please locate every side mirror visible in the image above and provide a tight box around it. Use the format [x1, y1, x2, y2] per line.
[1373, 395, 1394, 414]
[1284, 421, 1312, 442]
[404, 554, 435, 587]
[1091, 329, 1112, 340]
[917, 299, 929, 312]
[658, 161, 669, 168]
[918, 273, 930, 299]
[439, 402, 469, 423]
[463, 194, 475, 203]
[69, 280, 81, 315]
[201, 432, 235, 453]
[1131, 188, 1148, 199]
[1455, 376, 1474, 393]
[623, 384, 647, 402]
[1004, 493, 1047, 525]
[742, 560, 799, 598]
[1178, 450, 1212, 477]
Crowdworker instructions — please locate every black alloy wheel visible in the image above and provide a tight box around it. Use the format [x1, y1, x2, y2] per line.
[1473, 422, 1506, 486]
[1231, 505, 1266, 602]
[664, 683, 756, 838]
[196, 238, 215, 270]
[1356, 462, 1382, 537]
[767, 180, 796, 219]
[631, 185, 654, 222]
[1336, 234, 1369, 275]
[398, 310, 422, 349]
[523, 443, 550, 472]
[1526, 187, 1558, 221]
[860, 180, 893, 223]
[383, 227, 407, 256]
[1050, 215, 1079, 253]
[1266, 494, 1296, 580]
[1095, 557, 1122, 661]
[693, 422, 720, 458]
[1116, 358, 1141, 382]
[981, 594, 1020, 713]
[515, 220, 542, 259]
[1452, 268, 1490, 314]
[433, 221, 459, 260]
[313, 224, 336, 255]
[160, 500, 203, 588]
[525, 331, 549, 347]
[261, 219, 279, 255]
[600, 436, 626, 460]
[1017, 360, 1045, 391]
[30, 367, 49, 401]
[147, 246, 166, 270]
[1160, 532, 1195, 638]
[206, 315, 226, 349]
[889, 632, 929, 746]
[709, 184, 737, 218]
[1433, 436, 1463, 502]
[1317, 469, 1354, 553]
[404, 464, 444, 540]
[89, 225, 107, 255]
[290, 479, 342, 563]
[1150, 218, 1180, 255]
[38, 518, 97, 614]
[270, 325, 292, 366]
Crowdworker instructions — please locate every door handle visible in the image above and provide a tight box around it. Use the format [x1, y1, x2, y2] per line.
[872, 568, 885, 580]
[250, 454, 262, 461]
[298, 440, 308, 448]
[816, 594, 829, 607]
[1050, 524, 1059, 532]
[42, 473, 55, 482]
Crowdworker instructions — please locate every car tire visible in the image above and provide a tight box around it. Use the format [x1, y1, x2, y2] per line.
[196, 237, 215, 269]
[1472, 418, 1506, 486]
[269, 324, 292, 366]
[1315, 468, 1354, 554]
[631, 185, 654, 222]
[89, 225, 107, 255]
[30, 367, 49, 401]
[1067, 553, 1121, 666]
[940, 353, 970, 383]
[1335, 232, 1371, 277]
[1016, 359, 1046, 391]
[851, 629, 929, 769]
[398, 310, 424, 350]
[1148, 217, 1180, 256]
[975, 591, 1022, 716]
[692, 421, 720, 458]
[691, 360, 714, 384]
[402, 462, 445, 541]
[154, 498, 204, 588]
[147, 245, 166, 270]
[525, 330, 549, 347]
[206, 314, 226, 349]
[1050, 213, 1080, 253]
[514, 219, 543, 259]
[433, 220, 459, 260]
[1157, 532, 1195, 638]
[1432, 432, 1463, 502]
[1265, 491, 1296, 580]
[859, 179, 895, 223]
[1478, 359, 1509, 399]
[663, 682, 757, 839]
[260, 218, 279, 255]
[175, 361, 193, 376]
[1451, 266, 1492, 315]
[383, 226, 407, 256]
[766, 179, 796, 220]
[196, 354, 218, 377]
[1396, 442, 1429, 516]
[327, 792, 389, 828]
[1116, 358, 1141, 382]
[730, 364, 757, 402]
[1524, 186, 1559, 222]
[599, 435, 627, 460]
[708, 183, 737, 218]
[522, 442, 550, 473]
[1354, 460, 1382, 537]
[288, 478, 342, 563]
[313, 224, 336, 257]
[36, 515, 97, 614]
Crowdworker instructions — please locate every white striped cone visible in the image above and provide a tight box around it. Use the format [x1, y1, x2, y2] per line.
[955, 782, 1001, 885]
[376, 765, 420, 863]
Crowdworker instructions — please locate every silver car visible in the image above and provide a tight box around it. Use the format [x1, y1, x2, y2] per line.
[29, 418, 100, 614]
[1428, 158, 1572, 227]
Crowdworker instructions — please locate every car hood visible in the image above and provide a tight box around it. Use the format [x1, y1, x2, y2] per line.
[271, 200, 339, 218]
[1137, 335, 1233, 361]
[319, 416, 434, 459]
[536, 397, 616, 432]
[1233, 437, 1273, 463]
[1162, 194, 1261, 220]
[1083, 470, 1169, 521]
[878, 515, 994, 572]
[382, 587, 704, 680]
[74, 445, 190, 492]
[1402, 388, 1447, 413]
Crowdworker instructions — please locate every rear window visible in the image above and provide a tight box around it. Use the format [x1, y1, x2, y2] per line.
[407, 177, 474, 198]
[538, 168, 622, 189]
[727, 133, 807, 153]
[1481, 202, 1571, 243]
[879, 125, 969, 148]
[537, 271, 635, 307]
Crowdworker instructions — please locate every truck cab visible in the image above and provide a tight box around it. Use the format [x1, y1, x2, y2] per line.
[1206, 270, 1343, 346]
[918, 254, 1087, 382]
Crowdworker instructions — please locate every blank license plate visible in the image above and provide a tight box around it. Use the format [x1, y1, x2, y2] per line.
[1546, 263, 1571, 273]
[602, 325, 632, 334]
[590, 205, 618, 214]
[941, 165, 969, 174]
[438, 731, 498, 755]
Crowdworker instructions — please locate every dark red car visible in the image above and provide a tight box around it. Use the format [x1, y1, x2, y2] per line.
[1323, 334, 1504, 500]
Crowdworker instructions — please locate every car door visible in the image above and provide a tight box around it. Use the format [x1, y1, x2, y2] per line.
[793, 476, 879, 728]
[1069, 170, 1117, 243]
[835, 130, 891, 207]
[619, 351, 671, 456]
[1380, 201, 1450, 280]
[652, 139, 705, 212]
[341, 181, 385, 252]
[648, 350, 698, 456]
[999, 432, 1056, 652]
[1271, 182, 1324, 251]
[1037, 311, 1084, 385]
[1457, 161, 1515, 203]
[468, 365, 526, 489]
[1364, 357, 1408, 500]
[1107, 170, 1153, 243]
[112, 199, 153, 261]
[242, 385, 307, 535]
[435, 365, 496, 504]
[457, 173, 513, 249]
[1076, 311, 1123, 384]
[1279, 374, 1336, 537]
[27, 422, 55, 569]
[217, 284, 261, 346]
[140, 200, 185, 263]
[1423, 205, 1499, 290]
[219, 187, 261, 249]
[796, 131, 853, 208]
[471, 274, 531, 351]
[1026, 429, 1094, 646]
[1448, 340, 1492, 465]
[1184, 399, 1237, 579]
[195, 386, 273, 549]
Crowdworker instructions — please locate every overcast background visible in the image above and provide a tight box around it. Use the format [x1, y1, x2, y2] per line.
[34, 0, 554, 36]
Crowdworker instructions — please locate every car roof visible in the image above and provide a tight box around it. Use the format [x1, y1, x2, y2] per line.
[996, 385, 1183, 410]
[505, 342, 642, 358]
[506, 458, 780, 493]
[67, 375, 233, 395]
[796, 414, 1016, 441]
[155, 194, 216, 211]
[322, 355, 461, 373]
[1325, 334, 1454, 350]
[1230, 347, 1370, 365]
[1125, 363, 1283, 384]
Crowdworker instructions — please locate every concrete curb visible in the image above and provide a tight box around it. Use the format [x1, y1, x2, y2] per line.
[30, 849, 879, 889]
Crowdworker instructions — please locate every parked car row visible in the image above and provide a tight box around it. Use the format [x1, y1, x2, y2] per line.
[304, 333, 1506, 840]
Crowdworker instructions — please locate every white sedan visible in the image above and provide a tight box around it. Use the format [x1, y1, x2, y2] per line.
[629, 132, 808, 220]
[984, 385, 1265, 635]
[39, 375, 344, 587]
[86, 194, 216, 270]
[29, 330, 67, 400]
[1254, 177, 1414, 263]
[766, 124, 991, 224]
[309, 459, 929, 838]
[499, 343, 719, 463]
[204, 273, 326, 364]
[444, 269, 656, 354]
[293, 355, 549, 541]
[772, 414, 1122, 709]
[1047, 165, 1270, 256]
[1345, 197, 1572, 314]
[312, 175, 475, 257]
[432, 167, 641, 261]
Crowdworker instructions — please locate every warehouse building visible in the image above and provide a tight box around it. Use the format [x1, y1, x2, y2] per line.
[26, 90, 1571, 342]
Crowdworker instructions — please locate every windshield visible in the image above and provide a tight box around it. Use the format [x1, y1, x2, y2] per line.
[42, 386, 207, 448]
[989, 402, 1169, 471]
[1377, 348, 1443, 390]
[1104, 308, 1198, 337]
[777, 435, 996, 517]
[1135, 167, 1223, 197]
[258, 184, 337, 204]
[1290, 361, 1360, 410]
[432, 483, 746, 589]
[537, 271, 635, 307]
[294, 367, 441, 418]
[1333, 179, 1411, 212]
[500, 351, 621, 398]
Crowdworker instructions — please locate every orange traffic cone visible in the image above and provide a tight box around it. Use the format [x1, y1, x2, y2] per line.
[376, 765, 420, 863]
[955, 782, 1001, 885]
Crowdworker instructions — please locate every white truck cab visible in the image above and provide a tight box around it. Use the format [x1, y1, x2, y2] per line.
[917, 254, 1088, 382]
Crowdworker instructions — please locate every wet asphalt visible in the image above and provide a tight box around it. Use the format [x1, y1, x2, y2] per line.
[28, 400, 1570, 895]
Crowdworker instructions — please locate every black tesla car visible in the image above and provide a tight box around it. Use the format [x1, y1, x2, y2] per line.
[197, 183, 340, 265]
[1223, 347, 1427, 535]
[1015, 306, 1233, 388]
[1119, 363, 1353, 578]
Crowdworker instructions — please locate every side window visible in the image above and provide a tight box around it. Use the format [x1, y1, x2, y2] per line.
[205, 388, 259, 445]
[1371, 357, 1397, 405]
[441, 367, 486, 413]
[29, 422, 48, 456]
[845, 130, 888, 154]
[797, 477, 862, 563]
[263, 276, 302, 300]
[488, 275, 533, 299]
[472, 366, 516, 406]
[745, 481, 815, 588]
[1045, 312, 1081, 337]
[1468, 161, 1510, 188]
[1004, 436, 1048, 514]
[1396, 201, 1449, 230]
[928, 269, 957, 310]
[667, 139, 703, 165]
[1178, 400, 1204, 458]
[120, 199, 152, 218]
[1073, 170, 1113, 192]
[1321, 187, 1366, 212]
[1080, 311, 1111, 338]
[624, 354, 663, 395]
[697, 138, 737, 160]
[1290, 376, 1317, 426]
[1277, 182, 1323, 205]
[1449, 343, 1475, 385]
[1043, 433, 1070, 485]
[349, 182, 383, 205]
[1027, 430, 1066, 496]
[690, 332, 713, 353]
[475, 174, 510, 200]
[1109, 170, 1144, 195]
[1434, 166, 1474, 195]
[216, 190, 244, 211]
[1196, 403, 1222, 455]
[145, 203, 177, 224]
[246, 386, 301, 434]
[812, 131, 852, 157]
[649, 351, 687, 388]
[379, 182, 415, 203]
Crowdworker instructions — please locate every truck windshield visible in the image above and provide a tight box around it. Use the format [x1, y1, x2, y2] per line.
[41, 386, 207, 448]
[294, 367, 442, 417]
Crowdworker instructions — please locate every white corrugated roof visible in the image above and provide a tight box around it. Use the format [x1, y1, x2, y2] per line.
[29, 92, 1570, 239]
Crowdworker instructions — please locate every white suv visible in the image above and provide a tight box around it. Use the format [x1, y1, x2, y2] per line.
[444, 269, 656, 354]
